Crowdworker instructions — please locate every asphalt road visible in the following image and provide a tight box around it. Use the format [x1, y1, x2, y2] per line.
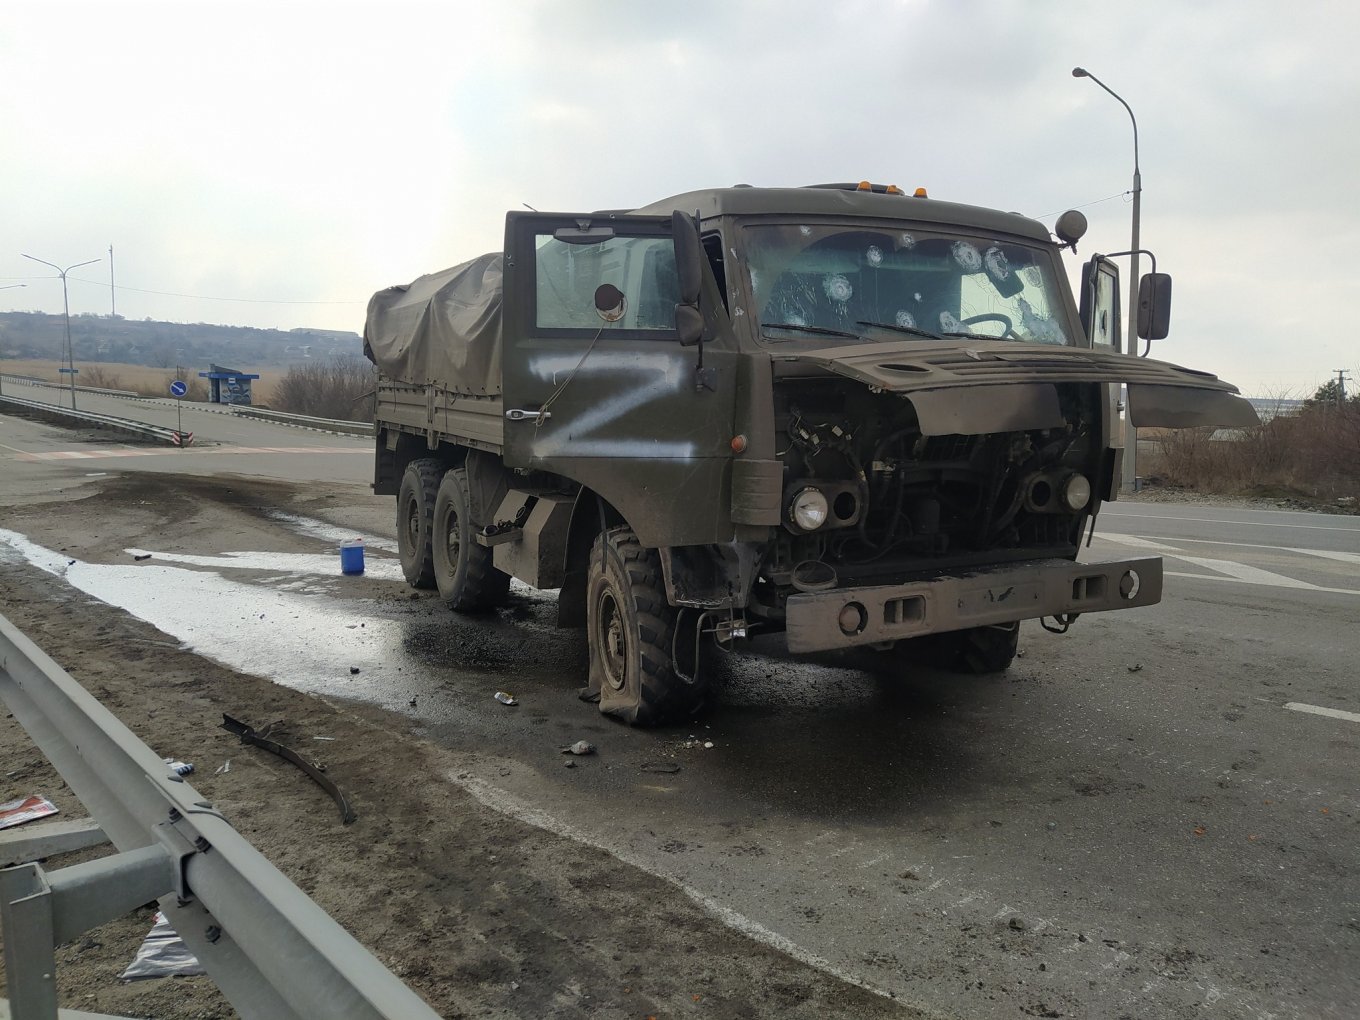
[2, 399, 1356, 1019]
[1, 378, 371, 484]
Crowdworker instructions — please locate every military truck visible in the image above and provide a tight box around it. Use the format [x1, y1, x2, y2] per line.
[364, 182, 1256, 724]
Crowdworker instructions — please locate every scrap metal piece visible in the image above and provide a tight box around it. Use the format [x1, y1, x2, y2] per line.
[219, 714, 356, 825]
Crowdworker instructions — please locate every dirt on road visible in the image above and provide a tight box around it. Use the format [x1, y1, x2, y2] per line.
[0, 472, 923, 1020]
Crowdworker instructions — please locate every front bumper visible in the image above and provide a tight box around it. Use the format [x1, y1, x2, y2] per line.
[784, 556, 1162, 653]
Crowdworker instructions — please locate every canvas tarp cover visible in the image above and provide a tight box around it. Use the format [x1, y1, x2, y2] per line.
[363, 253, 502, 396]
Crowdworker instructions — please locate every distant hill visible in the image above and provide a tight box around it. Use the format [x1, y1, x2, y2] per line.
[0, 311, 362, 369]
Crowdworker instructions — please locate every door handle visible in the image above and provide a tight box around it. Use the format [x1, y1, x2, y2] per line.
[505, 408, 550, 422]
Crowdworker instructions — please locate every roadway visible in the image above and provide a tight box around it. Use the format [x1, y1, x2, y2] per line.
[1, 398, 1356, 1019]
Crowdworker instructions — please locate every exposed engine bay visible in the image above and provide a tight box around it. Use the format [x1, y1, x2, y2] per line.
[751, 378, 1104, 620]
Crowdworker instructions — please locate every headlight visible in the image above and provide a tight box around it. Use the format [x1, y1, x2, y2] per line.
[1061, 473, 1092, 511]
[789, 487, 829, 531]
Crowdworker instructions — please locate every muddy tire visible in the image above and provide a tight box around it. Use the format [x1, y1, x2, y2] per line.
[895, 622, 1020, 674]
[432, 466, 509, 611]
[587, 526, 705, 725]
[397, 458, 443, 589]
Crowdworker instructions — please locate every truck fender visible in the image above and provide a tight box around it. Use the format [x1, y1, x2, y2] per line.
[557, 488, 624, 628]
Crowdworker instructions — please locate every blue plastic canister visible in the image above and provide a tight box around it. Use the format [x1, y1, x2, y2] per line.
[339, 538, 365, 575]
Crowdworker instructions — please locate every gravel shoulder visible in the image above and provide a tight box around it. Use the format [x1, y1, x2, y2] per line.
[0, 472, 924, 1020]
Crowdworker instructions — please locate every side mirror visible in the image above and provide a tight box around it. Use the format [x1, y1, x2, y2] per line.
[1079, 255, 1121, 348]
[672, 209, 704, 346]
[1137, 273, 1172, 340]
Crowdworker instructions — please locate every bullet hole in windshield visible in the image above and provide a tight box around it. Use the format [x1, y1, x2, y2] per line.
[951, 241, 982, 272]
[823, 274, 853, 304]
[895, 310, 917, 328]
[939, 311, 968, 334]
[865, 245, 884, 267]
[900, 233, 917, 249]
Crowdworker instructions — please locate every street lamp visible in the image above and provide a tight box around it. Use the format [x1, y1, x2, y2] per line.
[21, 254, 101, 411]
[1073, 66, 1141, 491]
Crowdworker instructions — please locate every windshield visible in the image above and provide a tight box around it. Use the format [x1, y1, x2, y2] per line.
[742, 223, 1073, 345]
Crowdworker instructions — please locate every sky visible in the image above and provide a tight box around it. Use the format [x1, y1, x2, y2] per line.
[2, 0, 1357, 397]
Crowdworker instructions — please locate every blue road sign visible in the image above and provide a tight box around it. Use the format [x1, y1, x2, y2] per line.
[170, 380, 188, 397]
[58, 367, 79, 374]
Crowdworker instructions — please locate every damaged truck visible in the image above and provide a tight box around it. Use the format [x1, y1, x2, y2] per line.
[363, 182, 1257, 724]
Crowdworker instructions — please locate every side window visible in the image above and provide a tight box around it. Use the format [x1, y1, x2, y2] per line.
[534, 234, 680, 334]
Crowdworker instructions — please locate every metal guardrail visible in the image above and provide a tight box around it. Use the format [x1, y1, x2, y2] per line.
[0, 375, 140, 399]
[0, 613, 441, 1020]
[0, 394, 191, 446]
[231, 405, 373, 436]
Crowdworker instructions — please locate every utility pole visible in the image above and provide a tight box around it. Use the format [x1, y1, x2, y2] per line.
[109, 245, 116, 317]
[1336, 369, 1352, 409]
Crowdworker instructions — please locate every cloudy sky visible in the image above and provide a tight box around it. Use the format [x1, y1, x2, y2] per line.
[3, 0, 1356, 396]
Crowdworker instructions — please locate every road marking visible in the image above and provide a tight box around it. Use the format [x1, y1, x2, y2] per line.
[1165, 571, 1360, 596]
[1104, 535, 1360, 564]
[12, 446, 366, 461]
[1099, 534, 1360, 594]
[1285, 702, 1360, 724]
[1102, 512, 1359, 532]
[1172, 554, 1317, 590]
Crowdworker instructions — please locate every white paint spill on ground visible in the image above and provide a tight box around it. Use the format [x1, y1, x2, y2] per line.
[0, 528, 403, 694]
[123, 547, 405, 582]
[263, 509, 400, 554]
[1285, 702, 1360, 724]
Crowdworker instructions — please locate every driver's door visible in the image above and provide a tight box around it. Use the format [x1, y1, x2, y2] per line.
[500, 212, 737, 546]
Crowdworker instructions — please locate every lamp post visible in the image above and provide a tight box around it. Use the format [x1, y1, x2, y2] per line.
[21, 254, 101, 411]
[1073, 66, 1141, 491]
[0, 283, 26, 397]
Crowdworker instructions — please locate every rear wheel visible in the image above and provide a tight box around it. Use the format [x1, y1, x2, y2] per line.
[397, 458, 443, 589]
[432, 466, 510, 610]
[587, 526, 706, 725]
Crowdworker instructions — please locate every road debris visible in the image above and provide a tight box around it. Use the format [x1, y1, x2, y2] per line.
[214, 761, 231, 775]
[162, 758, 194, 777]
[350, 666, 360, 675]
[560, 741, 596, 756]
[220, 714, 356, 824]
[494, 691, 518, 706]
[1128, 663, 1144, 672]
[133, 553, 152, 561]
[641, 761, 681, 774]
[120, 912, 205, 980]
[0, 794, 58, 830]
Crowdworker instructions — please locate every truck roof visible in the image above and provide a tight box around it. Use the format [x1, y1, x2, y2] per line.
[630, 185, 1053, 243]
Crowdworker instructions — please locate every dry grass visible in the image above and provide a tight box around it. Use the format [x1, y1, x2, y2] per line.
[1143, 404, 1360, 502]
[1, 358, 284, 403]
[270, 357, 376, 421]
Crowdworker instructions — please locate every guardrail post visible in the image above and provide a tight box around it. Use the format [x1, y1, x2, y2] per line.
[2, 846, 174, 1019]
[1, 862, 59, 1019]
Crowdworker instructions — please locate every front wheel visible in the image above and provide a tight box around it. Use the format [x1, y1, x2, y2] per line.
[431, 466, 510, 611]
[587, 526, 706, 725]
